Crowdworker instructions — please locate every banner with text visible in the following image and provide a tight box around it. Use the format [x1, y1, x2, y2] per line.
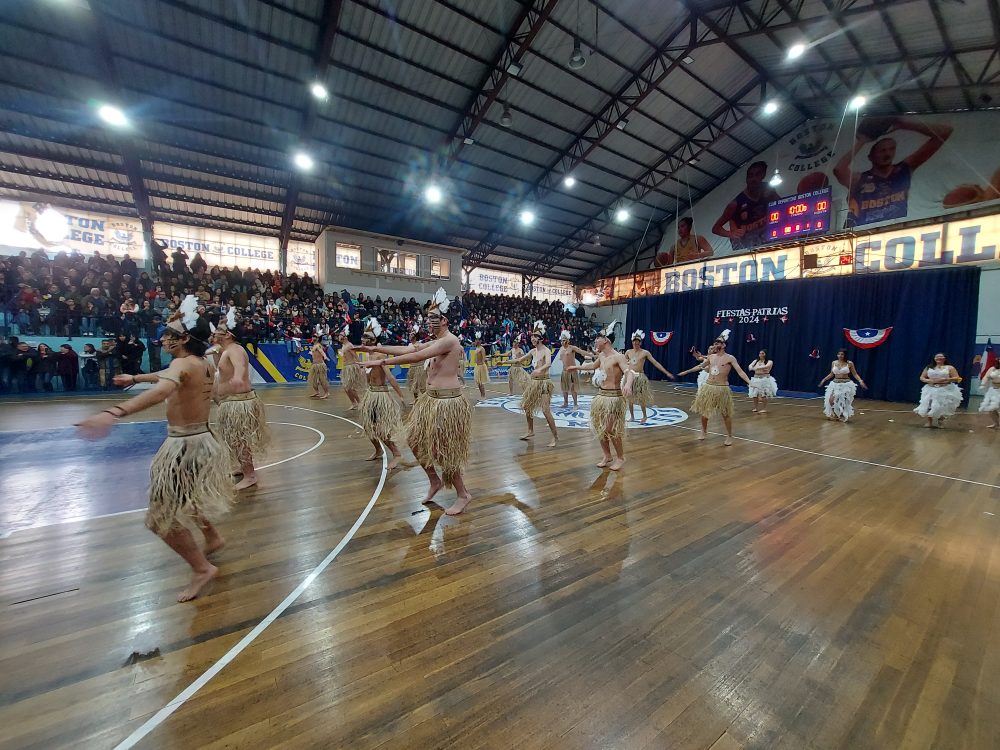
[0, 202, 143, 259]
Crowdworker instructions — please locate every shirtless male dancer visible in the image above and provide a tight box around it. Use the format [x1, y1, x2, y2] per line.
[518, 321, 558, 447]
[76, 299, 233, 601]
[213, 312, 271, 490]
[557, 329, 592, 408]
[625, 330, 676, 423]
[565, 324, 635, 470]
[687, 333, 751, 445]
[358, 288, 474, 515]
[338, 327, 366, 410]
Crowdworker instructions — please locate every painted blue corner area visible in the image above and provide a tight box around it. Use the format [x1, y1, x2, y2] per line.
[0, 422, 165, 537]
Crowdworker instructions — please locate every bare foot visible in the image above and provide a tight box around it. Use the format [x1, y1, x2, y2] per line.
[547, 438, 558, 448]
[348, 404, 357, 411]
[923, 423, 932, 428]
[366, 451, 382, 461]
[724, 438, 733, 446]
[519, 433, 533, 441]
[309, 394, 319, 399]
[445, 494, 473, 515]
[234, 475, 258, 490]
[989, 424, 998, 429]
[752, 408, 758, 413]
[609, 457, 625, 471]
[640, 416, 648, 424]
[698, 433, 706, 441]
[387, 455, 401, 471]
[319, 395, 328, 400]
[759, 410, 767, 414]
[596, 457, 611, 468]
[422, 477, 443, 505]
[177, 564, 218, 602]
[204, 537, 226, 556]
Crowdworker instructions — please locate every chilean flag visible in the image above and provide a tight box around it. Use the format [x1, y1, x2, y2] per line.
[844, 327, 893, 349]
[978, 339, 997, 378]
[651, 331, 673, 346]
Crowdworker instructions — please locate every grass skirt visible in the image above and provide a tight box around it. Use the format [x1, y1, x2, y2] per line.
[914, 383, 962, 419]
[509, 365, 529, 391]
[980, 388, 1000, 412]
[341, 363, 367, 394]
[408, 363, 428, 395]
[147, 425, 233, 538]
[521, 378, 553, 416]
[360, 386, 400, 442]
[749, 375, 777, 399]
[697, 370, 709, 390]
[308, 361, 328, 389]
[217, 391, 271, 463]
[629, 372, 653, 406]
[406, 389, 472, 487]
[590, 390, 627, 441]
[824, 380, 857, 420]
[560, 370, 579, 390]
[474, 363, 490, 385]
[691, 382, 734, 417]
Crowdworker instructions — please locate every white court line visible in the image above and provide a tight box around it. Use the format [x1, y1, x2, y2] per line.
[3, 421, 326, 536]
[113, 406, 388, 750]
[666, 422, 1000, 490]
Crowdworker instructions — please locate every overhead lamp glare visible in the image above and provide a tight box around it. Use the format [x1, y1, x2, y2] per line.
[310, 82, 329, 100]
[293, 151, 314, 171]
[424, 184, 443, 205]
[849, 94, 867, 111]
[615, 207, 630, 223]
[97, 104, 128, 128]
[768, 168, 783, 187]
[568, 38, 587, 70]
[36, 207, 68, 243]
[562, 175, 576, 188]
[763, 100, 779, 115]
[519, 209, 535, 226]
[787, 43, 806, 60]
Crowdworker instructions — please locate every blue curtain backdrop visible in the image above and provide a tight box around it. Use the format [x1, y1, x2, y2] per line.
[625, 266, 980, 404]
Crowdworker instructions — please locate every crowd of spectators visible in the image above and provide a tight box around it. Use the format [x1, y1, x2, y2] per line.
[0, 244, 600, 393]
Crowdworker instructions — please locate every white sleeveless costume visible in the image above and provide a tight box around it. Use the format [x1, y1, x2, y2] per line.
[748, 360, 778, 399]
[980, 368, 1000, 412]
[914, 366, 962, 419]
[824, 364, 857, 420]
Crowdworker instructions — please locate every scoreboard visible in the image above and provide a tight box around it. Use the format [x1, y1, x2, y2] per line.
[767, 187, 832, 242]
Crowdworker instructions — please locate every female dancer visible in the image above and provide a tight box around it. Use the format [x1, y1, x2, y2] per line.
[472, 333, 489, 398]
[519, 321, 558, 447]
[980, 362, 1000, 428]
[914, 353, 962, 427]
[308, 340, 330, 399]
[407, 327, 428, 403]
[501, 335, 529, 396]
[747, 349, 777, 413]
[358, 319, 402, 469]
[818, 349, 866, 422]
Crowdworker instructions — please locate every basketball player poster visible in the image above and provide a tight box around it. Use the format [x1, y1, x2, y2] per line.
[654, 110, 1000, 262]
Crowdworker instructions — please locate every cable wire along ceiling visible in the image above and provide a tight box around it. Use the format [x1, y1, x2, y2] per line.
[0, 0, 995, 281]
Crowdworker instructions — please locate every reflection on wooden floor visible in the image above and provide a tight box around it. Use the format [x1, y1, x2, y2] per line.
[2, 382, 999, 749]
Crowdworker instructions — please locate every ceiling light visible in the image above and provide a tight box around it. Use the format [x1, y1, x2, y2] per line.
[568, 38, 587, 70]
[768, 168, 783, 187]
[463, 136, 475, 145]
[763, 100, 779, 115]
[293, 151, 314, 171]
[310, 82, 329, 100]
[849, 94, 867, 111]
[519, 209, 535, 226]
[35, 207, 68, 243]
[499, 104, 513, 128]
[97, 104, 128, 128]
[787, 43, 806, 60]
[682, 55, 694, 65]
[424, 184, 443, 205]
[615, 207, 630, 223]
[615, 118, 629, 131]
[562, 175, 576, 188]
[506, 60, 523, 77]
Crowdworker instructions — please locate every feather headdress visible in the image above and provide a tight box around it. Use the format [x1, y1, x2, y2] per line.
[167, 294, 201, 335]
[428, 287, 450, 314]
[532, 319, 546, 335]
[340, 324, 350, 337]
[717, 328, 731, 343]
[475, 331, 482, 340]
[632, 329, 645, 341]
[600, 319, 617, 337]
[559, 329, 571, 341]
[364, 317, 382, 340]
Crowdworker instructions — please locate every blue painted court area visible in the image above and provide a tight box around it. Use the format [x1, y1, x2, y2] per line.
[0, 422, 165, 537]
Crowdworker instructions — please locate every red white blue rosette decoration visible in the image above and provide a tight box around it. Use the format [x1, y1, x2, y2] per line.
[650, 331, 673, 346]
[844, 327, 893, 349]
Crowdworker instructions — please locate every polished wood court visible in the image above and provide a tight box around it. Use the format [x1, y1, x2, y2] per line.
[2, 382, 1000, 749]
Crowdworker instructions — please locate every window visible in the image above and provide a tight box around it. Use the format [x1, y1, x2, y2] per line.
[430, 257, 450, 279]
[376, 248, 418, 276]
[335, 243, 361, 269]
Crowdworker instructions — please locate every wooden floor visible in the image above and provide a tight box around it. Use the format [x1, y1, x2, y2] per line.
[2, 381, 1000, 749]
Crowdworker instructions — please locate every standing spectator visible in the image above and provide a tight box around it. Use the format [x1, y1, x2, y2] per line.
[79, 342, 99, 390]
[57, 343, 79, 391]
[34, 343, 57, 392]
[147, 314, 165, 371]
[171, 246, 189, 275]
[96, 338, 117, 389]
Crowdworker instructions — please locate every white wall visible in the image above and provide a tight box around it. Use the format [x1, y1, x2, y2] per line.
[317, 226, 462, 299]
